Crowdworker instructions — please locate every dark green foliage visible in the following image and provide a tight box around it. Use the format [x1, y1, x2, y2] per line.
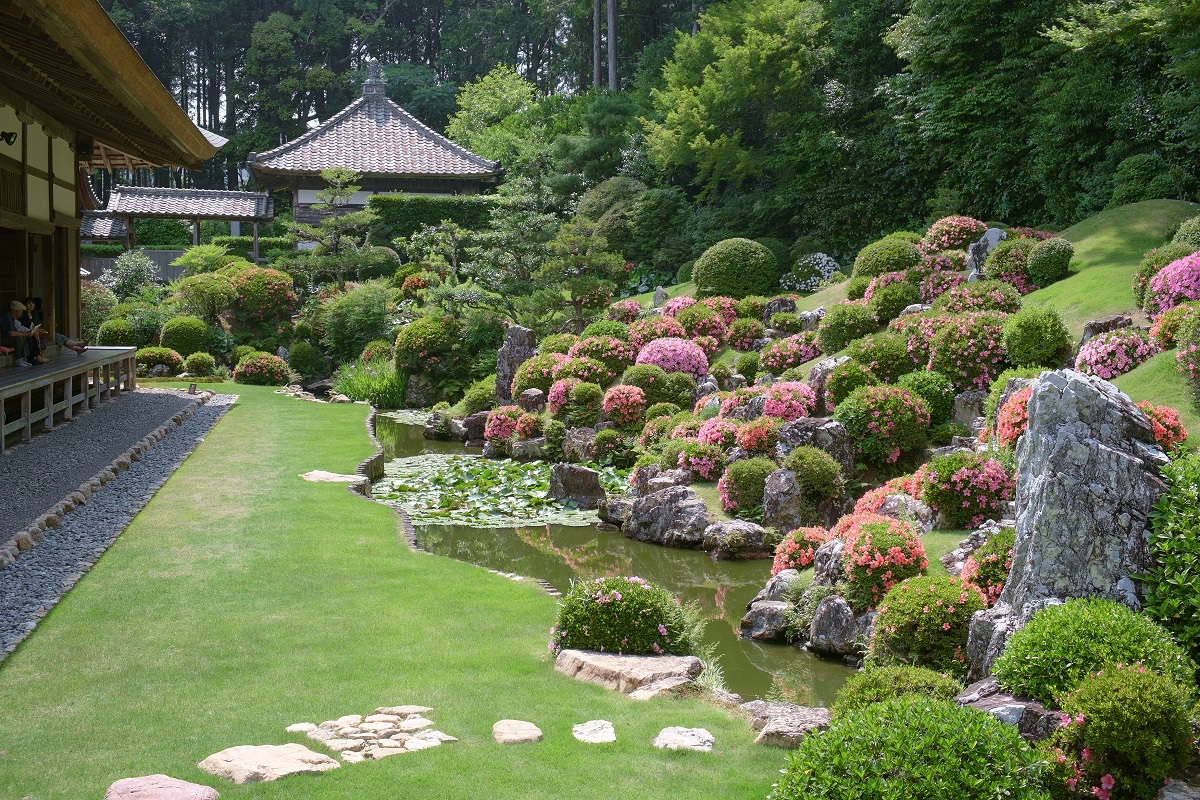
[321, 282, 394, 365]
[133, 218, 190, 248]
[183, 352, 216, 376]
[1002, 306, 1072, 367]
[897, 371, 955, 426]
[852, 237, 922, 279]
[870, 575, 986, 676]
[734, 351, 759, 382]
[287, 341, 324, 379]
[1025, 238, 1075, 288]
[232, 345, 256, 367]
[929, 422, 968, 445]
[676, 260, 695, 283]
[566, 382, 604, 427]
[817, 303, 877, 353]
[845, 275, 872, 301]
[826, 361, 878, 408]
[581, 319, 629, 340]
[366, 194, 495, 245]
[539, 333, 579, 354]
[1145, 450, 1200, 665]
[719, 457, 776, 518]
[832, 665, 964, 719]
[768, 312, 804, 334]
[781, 445, 845, 520]
[692, 238, 779, 299]
[868, 282, 921, 323]
[1108, 153, 1195, 208]
[81, 244, 125, 258]
[644, 402, 681, 419]
[209, 236, 292, 258]
[620, 364, 672, 405]
[993, 598, 1197, 706]
[460, 375, 498, 416]
[359, 339, 393, 363]
[550, 576, 698, 656]
[1174, 214, 1200, 249]
[661, 372, 697, 408]
[846, 333, 916, 383]
[159, 316, 210, 358]
[771, 698, 1051, 800]
[96, 318, 136, 347]
[734, 295, 767, 320]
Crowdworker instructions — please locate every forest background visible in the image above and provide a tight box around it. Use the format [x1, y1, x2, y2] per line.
[102, 0, 1200, 259]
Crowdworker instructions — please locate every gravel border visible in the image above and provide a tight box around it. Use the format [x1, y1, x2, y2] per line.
[0, 392, 235, 659]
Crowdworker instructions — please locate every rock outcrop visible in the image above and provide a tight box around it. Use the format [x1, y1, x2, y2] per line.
[105, 775, 219, 800]
[554, 649, 703, 693]
[774, 418, 854, 475]
[1079, 314, 1132, 348]
[955, 678, 1060, 741]
[740, 601, 789, 641]
[805, 356, 849, 417]
[624, 485, 709, 548]
[548, 464, 606, 509]
[811, 538, 845, 587]
[701, 520, 773, 559]
[808, 596, 858, 656]
[495, 326, 537, 406]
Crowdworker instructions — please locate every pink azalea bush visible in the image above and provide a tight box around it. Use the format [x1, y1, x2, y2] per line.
[629, 316, 686, 349]
[1136, 400, 1188, 451]
[662, 295, 696, 318]
[484, 406, 522, 441]
[834, 385, 931, 465]
[870, 575, 987, 676]
[700, 296, 738, 325]
[568, 336, 639, 373]
[602, 384, 647, 426]
[760, 333, 821, 373]
[927, 312, 1008, 391]
[690, 335, 721, 356]
[985, 239, 1039, 295]
[919, 452, 1015, 529]
[960, 527, 1014, 607]
[511, 352, 568, 396]
[547, 378, 581, 416]
[996, 385, 1032, 447]
[716, 385, 766, 418]
[935, 282, 1022, 314]
[677, 442, 725, 480]
[676, 304, 729, 340]
[671, 418, 703, 441]
[923, 250, 967, 273]
[635, 337, 709, 380]
[1144, 251, 1200, 315]
[729, 318, 765, 350]
[515, 411, 542, 439]
[888, 310, 956, 366]
[771, 527, 836, 575]
[835, 512, 928, 610]
[762, 381, 817, 421]
[606, 298, 643, 322]
[697, 416, 742, 448]
[921, 216, 987, 252]
[1009, 226, 1055, 240]
[553, 355, 617, 385]
[1074, 329, 1158, 380]
[863, 271, 909, 301]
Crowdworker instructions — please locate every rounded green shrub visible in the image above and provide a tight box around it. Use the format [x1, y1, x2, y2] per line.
[591, 428, 636, 467]
[227, 266, 295, 327]
[1025, 237, 1074, 288]
[769, 312, 805, 334]
[846, 333, 916, 383]
[1002, 305, 1071, 368]
[834, 385, 930, 466]
[393, 315, 462, 375]
[868, 282, 922, 324]
[1173, 214, 1200, 250]
[919, 451, 1015, 529]
[182, 352, 216, 376]
[539, 333, 579, 354]
[675, 303, 727, 339]
[461, 375, 497, 416]
[549, 576, 697, 656]
[644, 402, 681, 419]
[929, 422, 968, 445]
[1144, 450, 1200, 664]
[734, 351, 760, 383]
[359, 339, 393, 363]
[287, 341, 325, 379]
[233, 351, 291, 385]
[581, 319, 629, 340]
[661, 371, 698, 408]
[817, 303, 877, 353]
[852, 237, 923, 279]
[620, 363, 672, 405]
[771, 698, 1051, 800]
[845, 275, 872, 301]
[565, 382, 604, 427]
[510, 352, 569, 396]
[717, 457, 776, 517]
[735, 295, 767, 320]
[232, 345, 256, 367]
[781, 446, 844, 525]
[896, 371, 955, 427]
[825, 360, 878, 409]
[729, 318, 764, 350]
[832, 665, 964, 719]
[870, 575, 987, 677]
[135, 347, 184, 375]
[692, 238, 779, 299]
[992, 597, 1197, 706]
[96, 318, 137, 347]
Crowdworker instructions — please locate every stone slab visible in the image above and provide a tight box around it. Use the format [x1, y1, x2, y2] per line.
[104, 774, 219, 800]
[652, 727, 713, 752]
[493, 719, 543, 744]
[572, 720, 616, 743]
[197, 743, 339, 784]
[554, 649, 703, 693]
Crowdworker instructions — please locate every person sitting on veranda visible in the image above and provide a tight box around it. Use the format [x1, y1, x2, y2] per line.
[1, 300, 48, 366]
[24, 297, 86, 355]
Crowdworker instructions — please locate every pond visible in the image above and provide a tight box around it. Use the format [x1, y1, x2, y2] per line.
[372, 411, 854, 704]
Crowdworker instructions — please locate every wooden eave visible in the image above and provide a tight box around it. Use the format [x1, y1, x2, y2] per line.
[0, 0, 216, 170]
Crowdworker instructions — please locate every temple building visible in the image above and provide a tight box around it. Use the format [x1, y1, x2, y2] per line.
[247, 62, 500, 224]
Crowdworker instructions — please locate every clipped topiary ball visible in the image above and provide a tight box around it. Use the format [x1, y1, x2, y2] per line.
[834, 385, 930, 466]
[581, 319, 630, 340]
[159, 316, 210, 358]
[832, 665, 964, 719]
[549, 576, 696, 656]
[1025, 237, 1074, 288]
[896, 370, 955, 427]
[870, 575, 986, 677]
[825, 360, 878, 409]
[359, 339, 393, 363]
[717, 456, 777, 517]
[287, 340, 325, 379]
[817, 303, 877, 354]
[868, 282, 922, 324]
[1001, 305, 1071, 368]
[182, 351, 216, 377]
[852, 237, 923, 279]
[135, 346, 184, 375]
[692, 238, 779, 299]
[96, 318, 137, 347]
[233, 351, 290, 385]
[846, 333, 917, 383]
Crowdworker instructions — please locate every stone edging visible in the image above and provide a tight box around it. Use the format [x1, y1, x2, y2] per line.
[0, 390, 218, 569]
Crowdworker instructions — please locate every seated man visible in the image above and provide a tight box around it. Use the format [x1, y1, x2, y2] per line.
[1, 300, 48, 365]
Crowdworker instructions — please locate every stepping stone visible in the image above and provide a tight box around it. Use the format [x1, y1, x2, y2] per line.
[367, 746, 409, 760]
[335, 714, 363, 726]
[653, 727, 714, 752]
[403, 736, 442, 752]
[104, 774, 219, 800]
[323, 738, 364, 752]
[754, 708, 831, 748]
[364, 714, 401, 723]
[572, 720, 616, 744]
[554, 649, 703, 693]
[396, 716, 433, 732]
[493, 720, 543, 744]
[198, 743, 339, 784]
[375, 705, 433, 717]
[305, 728, 336, 742]
[628, 676, 693, 700]
[300, 470, 362, 483]
[285, 722, 316, 734]
[341, 751, 367, 764]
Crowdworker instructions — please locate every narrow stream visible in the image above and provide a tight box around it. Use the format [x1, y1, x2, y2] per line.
[373, 412, 854, 704]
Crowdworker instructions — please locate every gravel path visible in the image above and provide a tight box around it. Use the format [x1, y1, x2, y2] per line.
[0, 394, 235, 658]
[3, 390, 195, 535]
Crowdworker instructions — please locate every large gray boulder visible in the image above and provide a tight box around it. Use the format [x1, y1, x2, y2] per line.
[510, 437, 548, 462]
[462, 411, 489, 443]
[952, 389, 987, 427]
[548, 464, 606, 509]
[762, 296, 797, 325]
[876, 492, 934, 534]
[806, 356, 850, 417]
[808, 595, 858, 656]
[762, 469, 838, 532]
[598, 496, 632, 526]
[518, 388, 546, 413]
[495, 326, 537, 405]
[702, 520, 773, 559]
[740, 601, 789, 641]
[966, 370, 1169, 680]
[955, 678, 1060, 741]
[811, 537, 845, 587]
[773, 418, 854, 475]
[623, 486, 710, 548]
[630, 465, 691, 498]
[562, 427, 597, 463]
[555, 649, 702, 693]
[748, 569, 801, 607]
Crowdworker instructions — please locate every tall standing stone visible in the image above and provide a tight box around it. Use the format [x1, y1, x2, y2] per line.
[495, 325, 537, 406]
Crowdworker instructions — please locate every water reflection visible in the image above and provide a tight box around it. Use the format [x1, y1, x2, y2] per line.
[374, 413, 853, 703]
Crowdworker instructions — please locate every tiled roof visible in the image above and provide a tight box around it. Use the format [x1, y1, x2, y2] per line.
[79, 212, 127, 240]
[106, 186, 274, 220]
[247, 95, 499, 178]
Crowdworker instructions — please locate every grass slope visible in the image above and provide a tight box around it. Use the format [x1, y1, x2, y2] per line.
[0, 387, 784, 799]
[1113, 349, 1200, 446]
[1022, 199, 1200, 335]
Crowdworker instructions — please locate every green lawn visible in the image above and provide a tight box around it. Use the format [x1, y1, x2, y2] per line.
[0, 387, 785, 800]
[1023, 199, 1200, 336]
[1113, 349, 1200, 448]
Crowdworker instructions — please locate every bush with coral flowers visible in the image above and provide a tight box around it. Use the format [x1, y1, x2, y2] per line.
[997, 385, 1032, 447]
[1074, 328, 1157, 380]
[834, 385, 930, 465]
[628, 315, 686, 349]
[1149, 303, 1197, 348]
[511, 352, 568, 396]
[700, 295, 738, 325]
[515, 411, 542, 439]
[547, 378, 580, 416]
[847, 333, 919, 383]
[230, 351, 287, 385]
[484, 406, 522, 442]
[928, 312, 1008, 391]
[919, 451, 1015, 529]
[602, 384, 647, 427]
[568, 336, 638, 375]
[869, 575, 986, 677]
[887, 310, 957, 366]
[675, 303, 728, 341]
[1145, 250, 1200, 316]
[661, 295, 696, 318]
[772, 527, 836, 575]
[961, 527, 1015, 607]
[729, 318, 764, 350]
[1136, 400, 1188, 452]
[606, 297, 643, 322]
[677, 441, 726, 480]
[835, 513, 928, 610]
[761, 333, 821, 374]
[863, 271, 908, 301]
[697, 416, 742, 448]
[762, 381, 817, 421]
[934, 280, 1022, 314]
[736, 417, 779, 453]
[717, 456, 776, 516]
[921, 216, 987, 252]
[635, 337, 709, 380]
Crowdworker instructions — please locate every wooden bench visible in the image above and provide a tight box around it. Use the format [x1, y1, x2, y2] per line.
[0, 347, 137, 446]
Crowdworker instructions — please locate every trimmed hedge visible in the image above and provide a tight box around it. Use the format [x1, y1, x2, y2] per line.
[367, 194, 496, 245]
[692, 238, 779, 299]
[209, 235, 292, 259]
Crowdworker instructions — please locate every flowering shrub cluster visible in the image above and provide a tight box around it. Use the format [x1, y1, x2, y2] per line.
[602, 384, 647, 426]
[1149, 303, 1196, 348]
[1135, 400, 1188, 452]
[762, 381, 817, 421]
[863, 271, 908, 301]
[736, 417, 778, 453]
[997, 385, 1033, 447]
[934, 281, 1022, 314]
[676, 304, 728, 341]
[230, 267, 296, 327]
[716, 385, 765, 417]
[400, 272, 429, 297]
[961, 527, 1015, 606]
[677, 441, 726, 480]
[515, 411, 541, 439]
[761, 333, 821, 373]
[232, 351, 289, 385]
[549, 576, 696, 656]
[717, 456, 776, 515]
[1074, 329, 1157, 380]
[729, 318, 764, 350]
[836, 513, 928, 610]
[919, 451, 1015, 529]
[547, 378, 581, 416]
[671, 418, 703, 440]
[1010, 226, 1055, 240]
[509, 352, 566, 396]
[887, 310, 955, 366]
[698, 416, 742, 448]
[565, 382, 604, 427]
[1133, 244, 1195, 309]
[661, 295, 696, 318]
[484, 406, 522, 441]
[1145, 251, 1200, 315]
[847, 333, 918, 383]
[635, 337, 709, 380]
[606, 298, 643, 322]
[772, 526, 836, 575]
[700, 295, 738, 325]
[690, 334, 720, 356]
[629, 315, 687, 349]
[921, 216, 987, 252]
[136, 346, 185, 375]
[781, 252, 840, 292]
[817, 302, 878, 353]
[834, 385, 931, 465]
[554, 355, 616, 385]
[928, 312, 1008, 391]
[983, 238, 1039, 294]
[568, 336, 638, 374]
[852, 468, 929, 515]
[870, 575, 986, 676]
[917, 269, 965, 304]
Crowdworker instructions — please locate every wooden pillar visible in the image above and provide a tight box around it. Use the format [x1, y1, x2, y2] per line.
[252, 221, 260, 262]
[43, 382, 53, 430]
[126, 215, 135, 250]
[127, 355, 136, 390]
[21, 390, 30, 441]
[192, 218, 200, 246]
